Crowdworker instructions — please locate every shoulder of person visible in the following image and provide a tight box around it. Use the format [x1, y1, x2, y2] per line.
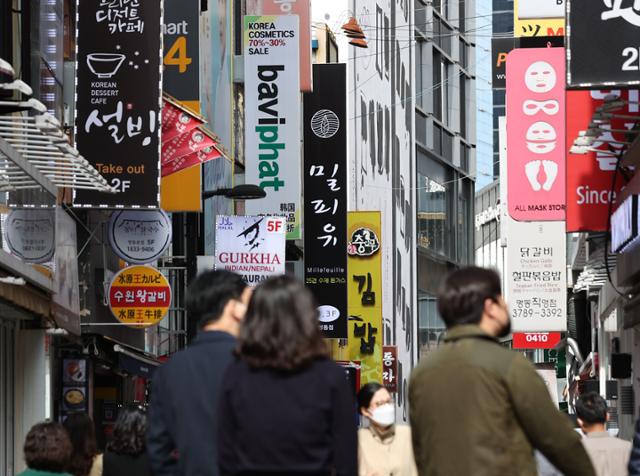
[89, 453, 103, 476]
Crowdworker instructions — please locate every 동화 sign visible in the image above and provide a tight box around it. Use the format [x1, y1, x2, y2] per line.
[244, 15, 301, 239]
[108, 210, 172, 264]
[74, 0, 163, 207]
[214, 215, 286, 285]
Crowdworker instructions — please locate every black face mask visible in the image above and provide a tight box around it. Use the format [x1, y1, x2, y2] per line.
[497, 317, 512, 339]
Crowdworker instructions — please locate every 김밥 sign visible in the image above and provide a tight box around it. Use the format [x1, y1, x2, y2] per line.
[244, 15, 301, 239]
[507, 47, 565, 221]
[108, 210, 172, 264]
[214, 215, 286, 285]
[304, 64, 347, 339]
[5, 209, 55, 263]
[74, 0, 163, 207]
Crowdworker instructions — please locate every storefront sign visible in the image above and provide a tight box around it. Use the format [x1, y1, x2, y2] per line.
[162, 127, 218, 166]
[566, 90, 635, 232]
[74, 0, 163, 207]
[347, 212, 383, 386]
[382, 346, 398, 392]
[52, 208, 81, 336]
[108, 266, 171, 328]
[161, 97, 205, 144]
[244, 15, 301, 239]
[108, 210, 172, 264]
[611, 195, 639, 253]
[513, 332, 562, 349]
[214, 215, 286, 285]
[506, 48, 565, 221]
[492, 37, 519, 89]
[506, 220, 567, 332]
[535, 363, 559, 406]
[5, 209, 55, 263]
[514, 0, 564, 37]
[475, 204, 501, 230]
[304, 64, 347, 339]
[568, 1, 640, 88]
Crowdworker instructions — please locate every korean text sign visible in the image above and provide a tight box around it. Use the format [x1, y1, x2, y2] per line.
[382, 346, 398, 392]
[514, 0, 564, 37]
[566, 90, 634, 232]
[74, 0, 163, 207]
[568, 1, 640, 88]
[214, 215, 286, 285]
[304, 63, 347, 339]
[244, 15, 301, 239]
[506, 48, 565, 221]
[506, 219, 567, 332]
[347, 212, 383, 386]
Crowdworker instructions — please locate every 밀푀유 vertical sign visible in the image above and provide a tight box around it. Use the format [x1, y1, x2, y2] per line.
[74, 0, 163, 207]
[244, 15, 301, 239]
[304, 63, 347, 339]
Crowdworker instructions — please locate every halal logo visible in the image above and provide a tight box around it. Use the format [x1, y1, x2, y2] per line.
[310, 109, 340, 139]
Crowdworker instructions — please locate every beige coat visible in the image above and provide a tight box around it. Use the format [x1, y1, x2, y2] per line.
[582, 432, 632, 476]
[358, 425, 418, 476]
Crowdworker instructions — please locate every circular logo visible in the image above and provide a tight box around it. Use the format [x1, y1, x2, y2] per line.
[108, 210, 172, 264]
[5, 209, 55, 263]
[310, 109, 340, 139]
[318, 305, 341, 323]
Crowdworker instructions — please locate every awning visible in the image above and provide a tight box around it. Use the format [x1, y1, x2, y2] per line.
[113, 343, 160, 379]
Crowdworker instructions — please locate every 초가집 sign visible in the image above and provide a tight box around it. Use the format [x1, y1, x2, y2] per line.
[5, 209, 55, 264]
[108, 210, 172, 264]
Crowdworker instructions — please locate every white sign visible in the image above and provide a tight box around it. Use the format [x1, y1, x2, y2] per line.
[536, 365, 560, 406]
[5, 209, 55, 263]
[506, 219, 567, 332]
[475, 204, 501, 230]
[518, 0, 564, 19]
[244, 15, 301, 239]
[108, 210, 172, 264]
[215, 215, 286, 285]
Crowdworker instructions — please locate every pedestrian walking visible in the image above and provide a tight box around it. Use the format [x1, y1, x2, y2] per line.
[409, 266, 595, 476]
[63, 413, 102, 476]
[147, 270, 251, 476]
[17, 421, 72, 476]
[217, 275, 357, 476]
[575, 392, 631, 476]
[102, 408, 150, 476]
[629, 418, 640, 475]
[357, 382, 417, 476]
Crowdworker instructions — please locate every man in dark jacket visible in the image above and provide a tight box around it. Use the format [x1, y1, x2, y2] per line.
[628, 419, 640, 475]
[409, 267, 595, 476]
[147, 270, 250, 476]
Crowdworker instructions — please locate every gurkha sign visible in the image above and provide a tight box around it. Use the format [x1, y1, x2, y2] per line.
[74, 0, 163, 207]
[568, 0, 640, 88]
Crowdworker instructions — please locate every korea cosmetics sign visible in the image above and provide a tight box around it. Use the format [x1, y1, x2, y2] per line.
[244, 15, 301, 240]
[568, 1, 640, 88]
[74, 0, 163, 207]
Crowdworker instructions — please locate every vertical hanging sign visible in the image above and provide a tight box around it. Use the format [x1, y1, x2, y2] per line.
[304, 63, 347, 339]
[74, 0, 163, 208]
[244, 15, 301, 239]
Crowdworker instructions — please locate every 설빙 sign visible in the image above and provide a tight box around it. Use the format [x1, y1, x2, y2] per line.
[568, 1, 640, 88]
[5, 209, 55, 264]
[215, 215, 286, 285]
[506, 219, 567, 332]
[507, 47, 565, 221]
[74, 0, 163, 207]
[304, 63, 347, 339]
[244, 15, 301, 240]
[108, 210, 172, 264]
[347, 212, 383, 386]
[108, 265, 171, 328]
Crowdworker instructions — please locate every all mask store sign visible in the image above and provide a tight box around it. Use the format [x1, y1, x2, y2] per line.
[506, 47, 565, 221]
[214, 215, 286, 285]
[74, 0, 163, 207]
[244, 15, 301, 240]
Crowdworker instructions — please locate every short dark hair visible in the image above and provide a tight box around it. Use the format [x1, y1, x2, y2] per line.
[186, 270, 247, 329]
[63, 413, 97, 476]
[357, 382, 384, 413]
[437, 267, 502, 328]
[576, 392, 608, 425]
[24, 421, 72, 472]
[237, 275, 328, 370]
[106, 408, 147, 456]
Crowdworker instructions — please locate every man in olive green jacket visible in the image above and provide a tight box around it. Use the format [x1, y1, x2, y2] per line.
[409, 267, 595, 476]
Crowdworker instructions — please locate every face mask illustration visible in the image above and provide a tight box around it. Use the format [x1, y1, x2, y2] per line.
[523, 99, 559, 116]
[526, 121, 557, 154]
[524, 61, 557, 93]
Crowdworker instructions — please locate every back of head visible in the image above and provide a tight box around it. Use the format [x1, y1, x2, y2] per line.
[186, 270, 247, 329]
[63, 413, 97, 476]
[106, 408, 147, 457]
[24, 421, 72, 473]
[237, 274, 328, 370]
[437, 266, 502, 328]
[576, 392, 608, 426]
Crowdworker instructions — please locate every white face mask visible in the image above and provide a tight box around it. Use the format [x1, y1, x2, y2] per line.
[370, 403, 395, 427]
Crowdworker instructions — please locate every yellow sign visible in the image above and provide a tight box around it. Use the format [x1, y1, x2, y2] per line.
[514, 0, 564, 38]
[108, 265, 171, 328]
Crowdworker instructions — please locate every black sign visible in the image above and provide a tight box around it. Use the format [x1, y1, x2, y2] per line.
[163, 0, 199, 103]
[303, 63, 348, 339]
[492, 37, 519, 89]
[568, 1, 640, 88]
[75, 0, 163, 207]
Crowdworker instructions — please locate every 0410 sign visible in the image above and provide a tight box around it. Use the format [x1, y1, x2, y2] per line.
[512, 332, 562, 349]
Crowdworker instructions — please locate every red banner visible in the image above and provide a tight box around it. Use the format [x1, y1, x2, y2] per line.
[566, 90, 637, 232]
[161, 127, 218, 165]
[161, 145, 222, 177]
[512, 332, 562, 349]
[161, 97, 205, 144]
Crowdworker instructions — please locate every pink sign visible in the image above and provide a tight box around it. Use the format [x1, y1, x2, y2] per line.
[507, 48, 565, 221]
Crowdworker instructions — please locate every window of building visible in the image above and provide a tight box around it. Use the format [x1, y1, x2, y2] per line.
[441, 59, 450, 127]
[417, 172, 452, 257]
[460, 76, 467, 138]
[418, 293, 446, 358]
[415, 41, 425, 110]
[433, 51, 442, 120]
[458, 179, 472, 264]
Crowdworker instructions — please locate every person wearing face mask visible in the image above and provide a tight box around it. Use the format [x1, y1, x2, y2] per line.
[409, 267, 595, 476]
[357, 383, 417, 476]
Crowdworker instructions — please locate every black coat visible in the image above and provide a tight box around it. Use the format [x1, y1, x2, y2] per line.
[103, 451, 151, 476]
[217, 357, 358, 476]
[630, 419, 640, 475]
[147, 331, 236, 476]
